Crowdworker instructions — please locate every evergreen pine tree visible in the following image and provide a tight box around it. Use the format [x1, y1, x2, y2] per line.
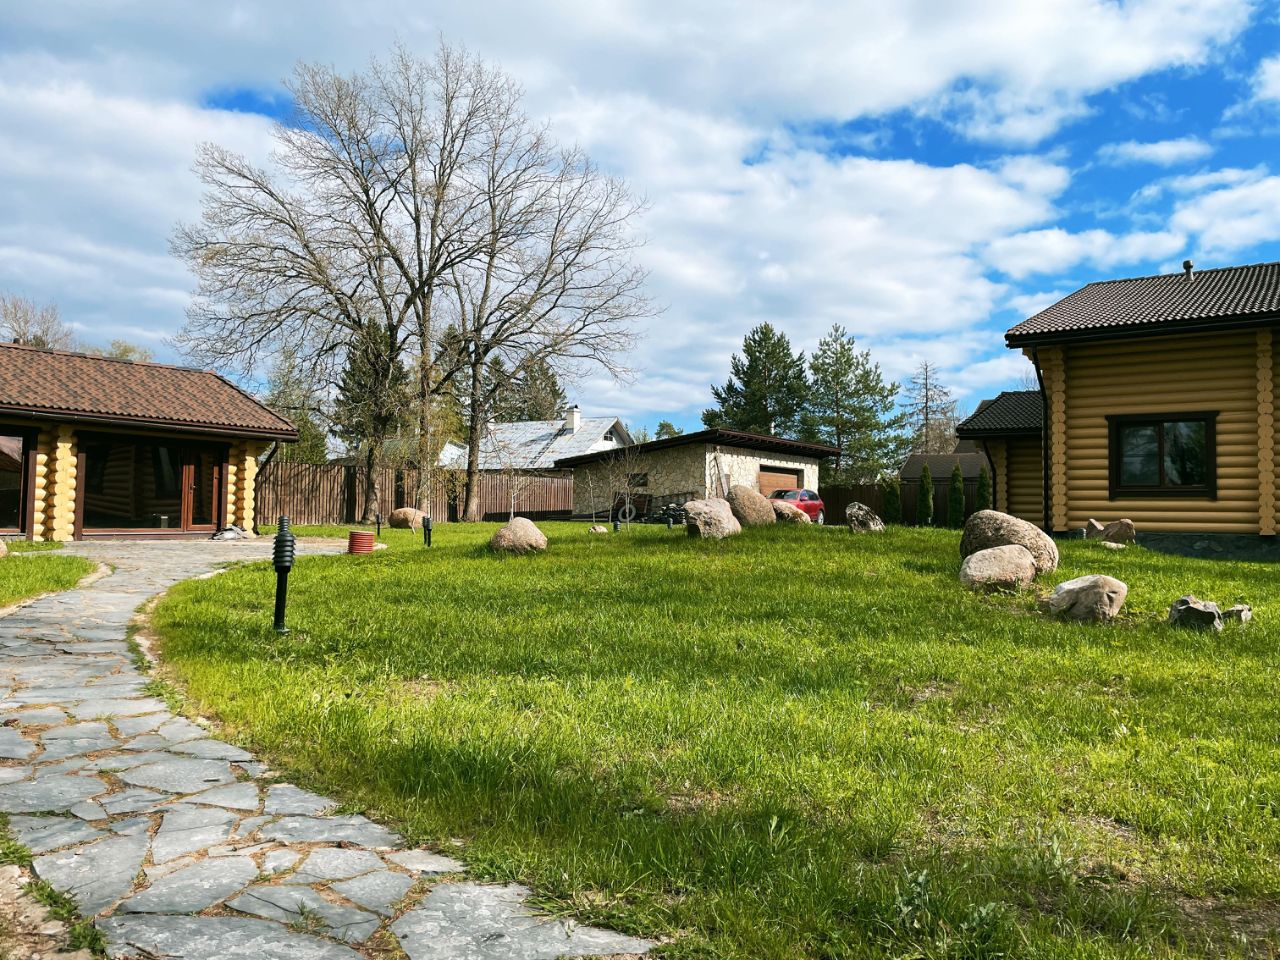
[655, 420, 683, 439]
[916, 463, 934, 527]
[976, 466, 992, 511]
[947, 463, 965, 528]
[702, 323, 809, 435]
[806, 324, 909, 483]
[881, 476, 902, 524]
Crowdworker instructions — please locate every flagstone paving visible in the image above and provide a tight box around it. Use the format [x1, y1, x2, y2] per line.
[0, 540, 654, 959]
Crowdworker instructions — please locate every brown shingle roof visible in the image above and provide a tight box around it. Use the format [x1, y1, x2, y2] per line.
[0, 343, 297, 439]
[1006, 261, 1280, 345]
[956, 390, 1043, 437]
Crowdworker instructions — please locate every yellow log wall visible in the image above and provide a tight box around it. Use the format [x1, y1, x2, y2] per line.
[1258, 330, 1275, 536]
[1061, 330, 1261, 533]
[231, 441, 263, 533]
[1039, 346, 1069, 531]
[29, 431, 52, 541]
[1006, 436, 1044, 528]
[45, 425, 78, 542]
[987, 441, 1009, 513]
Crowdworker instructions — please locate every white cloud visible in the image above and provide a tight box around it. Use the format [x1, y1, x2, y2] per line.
[1251, 54, 1280, 102]
[984, 227, 1185, 279]
[1131, 164, 1268, 203]
[1171, 174, 1280, 255]
[1097, 137, 1214, 166]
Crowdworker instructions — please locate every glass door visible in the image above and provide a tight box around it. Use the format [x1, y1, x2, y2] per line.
[183, 448, 222, 531]
[0, 433, 28, 534]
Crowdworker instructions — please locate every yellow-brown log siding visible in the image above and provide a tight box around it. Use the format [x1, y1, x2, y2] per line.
[1053, 330, 1264, 533]
[1006, 436, 1044, 528]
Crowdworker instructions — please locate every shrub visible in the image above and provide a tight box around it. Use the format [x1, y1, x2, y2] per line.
[916, 464, 933, 527]
[976, 466, 992, 512]
[880, 477, 902, 524]
[947, 463, 965, 528]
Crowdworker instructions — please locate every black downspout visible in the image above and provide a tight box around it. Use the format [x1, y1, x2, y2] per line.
[1031, 349, 1052, 533]
[979, 440, 995, 510]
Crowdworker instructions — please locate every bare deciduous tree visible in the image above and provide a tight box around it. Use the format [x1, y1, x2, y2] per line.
[0, 295, 75, 350]
[903, 361, 960, 454]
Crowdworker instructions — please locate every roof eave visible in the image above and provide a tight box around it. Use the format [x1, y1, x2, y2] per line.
[1006, 311, 1280, 348]
[954, 426, 1041, 439]
[0, 405, 299, 441]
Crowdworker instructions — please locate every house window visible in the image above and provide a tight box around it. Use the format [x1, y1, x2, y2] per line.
[1107, 413, 1216, 499]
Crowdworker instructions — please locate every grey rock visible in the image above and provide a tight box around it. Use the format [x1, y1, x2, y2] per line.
[232, 814, 272, 839]
[33, 832, 148, 914]
[5, 707, 66, 725]
[845, 501, 885, 533]
[1083, 518, 1105, 539]
[107, 816, 152, 836]
[83, 750, 175, 772]
[7, 814, 103, 853]
[112, 713, 171, 737]
[262, 848, 301, 876]
[264, 783, 334, 815]
[290, 847, 385, 884]
[1101, 518, 1137, 544]
[118, 757, 235, 793]
[157, 718, 208, 743]
[332, 870, 414, 916]
[229, 884, 379, 942]
[386, 849, 465, 875]
[151, 804, 239, 863]
[725, 485, 775, 526]
[1224, 603, 1253, 624]
[0, 727, 34, 759]
[391, 882, 654, 959]
[1042, 575, 1128, 623]
[684, 498, 741, 540]
[170, 738, 254, 762]
[1099, 541, 1126, 551]
[1168, 595, 1223, 632]
[961, 510, 1059, 575]
[99, 788, 167, 815]
[0, 766, 30, 784]
[100, 914, 362, 959]
[189, 781, 260, 810]
[0, 774, 106, 812]
[260, 814, 401, 848]
[120, 857, 257, 914]
[69, 800, 107, 821]
[68, 698, 167, 720]
[959, 544, 1036, 592]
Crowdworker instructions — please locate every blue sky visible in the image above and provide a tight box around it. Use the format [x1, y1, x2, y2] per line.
[2, 1, 1280, 436]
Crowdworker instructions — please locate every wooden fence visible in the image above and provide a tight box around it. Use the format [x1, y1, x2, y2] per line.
[256, 462, 573, 527]
[820, 479, 982, 526]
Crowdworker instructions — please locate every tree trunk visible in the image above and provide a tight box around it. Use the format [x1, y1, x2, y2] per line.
[361, 443, 379, 523]
[462, 366, 485, 521]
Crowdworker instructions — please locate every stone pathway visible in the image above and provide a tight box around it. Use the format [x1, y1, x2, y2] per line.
[0, 541, 653, 959]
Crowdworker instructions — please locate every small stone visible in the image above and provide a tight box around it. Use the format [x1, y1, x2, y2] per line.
[1168, 595, 1223, 632]
[156, 718, 208, 743]
[587, 524, 609, 534]
[1099, 541, 1126, 550]
[1101, 518, 1137, 544]
[120, 857, 257, 914]
[1224, 603, 1253, 624]
[385, 849, 465, 875]
[262, 849, 301, 876]
[1041, 575, 1128, 623]
[1083, 518, 1105, 539]
[290, 847, 384, 884]
[263, 783, 333, 816]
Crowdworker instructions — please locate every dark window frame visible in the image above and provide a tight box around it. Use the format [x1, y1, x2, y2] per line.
[1106, 411, 1217, 500]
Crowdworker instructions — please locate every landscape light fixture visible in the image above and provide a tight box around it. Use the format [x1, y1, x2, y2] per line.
[666, 517, 673, 530]
[613, 519, 621, 533]
[272, 516, 296, 634]
[424, 516, 433, 547]
[375, 512, 382, 538]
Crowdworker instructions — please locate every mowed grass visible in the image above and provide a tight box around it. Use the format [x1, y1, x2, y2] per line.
[0, 549, 93, 606]
[151, 522, 1280, 958]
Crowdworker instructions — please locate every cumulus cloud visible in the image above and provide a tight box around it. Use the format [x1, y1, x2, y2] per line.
[1252, 54, 1280, 103]
[1097, 137, 1214, 166]
[1171, 174, 1280, 255]
[983, 227, 1185, 279]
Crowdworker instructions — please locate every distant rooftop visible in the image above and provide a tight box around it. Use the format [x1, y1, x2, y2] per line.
[956, 390, 1043, 437]
[480, 416, 629, 470]
[1006, 261, 1280, 345]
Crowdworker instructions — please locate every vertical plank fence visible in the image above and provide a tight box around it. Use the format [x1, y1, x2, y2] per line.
[256, 462, 573, 527]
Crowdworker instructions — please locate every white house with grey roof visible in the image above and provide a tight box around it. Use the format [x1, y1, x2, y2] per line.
[464, 406, 632, 473]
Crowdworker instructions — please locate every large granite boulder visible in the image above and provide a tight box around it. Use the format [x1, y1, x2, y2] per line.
[771, 500, 811, 524]
[1041, 575, 1127, 622]
[1084, 519, 1105, 539]
[960, 510, 1058, 575]
[1101, 519, 1136, 544]
[846, 502, 885, 533]
[725, 485, 775, 526]
[389, 507, 427, 531]
[490, 517, 547, 554]
[959, 545, 1036, 592]
[1168, 595, 1222, 632]
[685, 498, 741, 540]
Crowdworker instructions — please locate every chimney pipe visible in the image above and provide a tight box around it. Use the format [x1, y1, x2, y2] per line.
[1183, 259, 1194, 281]
[564, 404, 581, 434]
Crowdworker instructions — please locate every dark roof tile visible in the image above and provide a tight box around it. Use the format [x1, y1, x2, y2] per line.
[956, 390, 1042, 437]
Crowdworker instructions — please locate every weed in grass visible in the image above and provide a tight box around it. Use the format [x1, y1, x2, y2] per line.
[153, 523, 1280, 959]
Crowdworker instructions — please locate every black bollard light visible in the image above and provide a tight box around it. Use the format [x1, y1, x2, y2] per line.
[613, 519, 621, 533]
[272, 516, 296, 634]
[375, 512, 382, 539]
[424, 516, 433, 547]
[666, 516, 673, 530]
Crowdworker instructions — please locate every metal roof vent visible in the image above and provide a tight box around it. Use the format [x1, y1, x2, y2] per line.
[1183, 259, 1194, 281]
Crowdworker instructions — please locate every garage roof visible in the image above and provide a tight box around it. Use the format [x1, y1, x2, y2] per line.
[554, 427, 838, 467]
[0, 343, 298, 439]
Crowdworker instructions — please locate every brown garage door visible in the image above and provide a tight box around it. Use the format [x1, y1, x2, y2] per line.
[758, 467, 803, 496]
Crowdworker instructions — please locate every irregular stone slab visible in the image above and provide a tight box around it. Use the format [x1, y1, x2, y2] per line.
[0, 765, 31, 784]
[0, 727, 34, 759]
[7, 814, 104, 853]
[170, 738, 254, 761]
[41, 721, 113, 742]
[107, 816, 152, 836]
[68, 698, 167, 720]
[332, 870, 414, 916]
[386, 849, 465, 875]
[113, 713, 171, 737]
[69, 800, 107, 821]
[99, 788, 167, 815]
[0, 774, 106, 812]
[188, 781, 260, 810]
[33, 832, 148, 914]
[262, 848, 301, 876]
[34, 757, 88, 777]
[229, 884, 379, 942]
[39, 734, 119, 760]
[118, 758, 235, 793]
[264, 783, 334, 815]
[83, 750, 175, 772]
[5, 707, 67, 725]
[151, 804, 239, 863]
[100, 914, 363, 960]
[260, 815, 401, 849]
[290, 847, 385, 884]
[157, 718, 208, 743]
[233, 814, 272, 839]
[391, 883, 654, 959]
[120, 857, 257, 914]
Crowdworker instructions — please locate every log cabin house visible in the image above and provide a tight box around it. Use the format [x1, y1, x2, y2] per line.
[959, 260, 1280, 536]
[0, 343, 296, 541]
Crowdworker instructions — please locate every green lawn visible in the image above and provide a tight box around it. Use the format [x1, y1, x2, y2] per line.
[0, 549, 94, 606]
[150, 522, 1280, 958]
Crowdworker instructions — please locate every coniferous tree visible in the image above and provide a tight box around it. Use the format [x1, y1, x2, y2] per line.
[903, 362, 959, 454]
[947, 463, 965, 528]
[916, 462, 934, 527]
[881, 476, 902, 524]
[655, 420, 683, 439]
[702, 323, 808, 436]
[976, 466, 992, 512]
[265, 350, 329, 465]
[807, 324, 909, 483]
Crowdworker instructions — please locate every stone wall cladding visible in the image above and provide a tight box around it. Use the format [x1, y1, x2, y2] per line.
[572, 444, 710, 516]
[712, 448, 819, 496]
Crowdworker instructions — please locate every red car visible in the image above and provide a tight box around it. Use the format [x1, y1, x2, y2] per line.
[768, 488, 825, 524]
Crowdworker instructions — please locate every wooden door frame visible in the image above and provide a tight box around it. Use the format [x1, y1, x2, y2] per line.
[181, 449, 224, 532]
